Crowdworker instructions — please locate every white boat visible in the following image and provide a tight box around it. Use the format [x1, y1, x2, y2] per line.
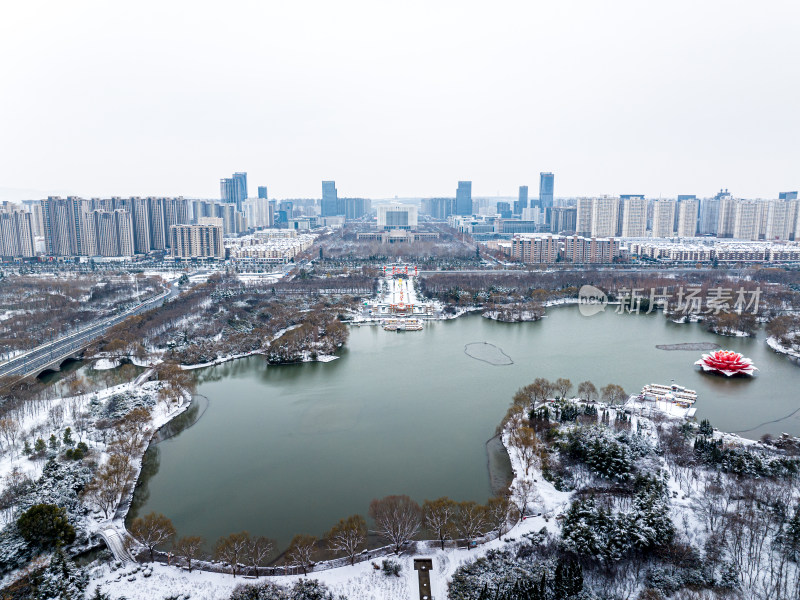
[640, 383, 697, 408]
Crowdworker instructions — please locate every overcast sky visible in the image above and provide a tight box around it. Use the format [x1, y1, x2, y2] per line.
[1, 1, 798, 201]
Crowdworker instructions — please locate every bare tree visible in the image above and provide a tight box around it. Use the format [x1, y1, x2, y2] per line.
[246, 535, 275, 577]
[577, 380, 598, 402]
[174, 535, 205, 572]
[453, 501, 488, 546]
[215, 531, 250, 578]
[601, 383, 627, 406]
[369, 494, 422, 554]
[129, 512, 176, 562]
[286, 534, 317, 575]
[422, 497, 458, 550]
[486, 494, 518, 537]
[554, 378, 573, 400]
[511, 479, 538, 517]
[511, 426, 540, 475]
[326, 515, 366, 566]
[0, 418, 19, 451]
[82, 454, 133, 519]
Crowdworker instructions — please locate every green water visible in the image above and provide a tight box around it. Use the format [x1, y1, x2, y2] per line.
[129, 308, 800, 548]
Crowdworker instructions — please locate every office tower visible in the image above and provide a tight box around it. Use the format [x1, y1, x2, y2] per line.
[279, 201, 294, 220]
[621, 197, 648, 237]
[590, 196, 619, 238]
[779, 191, 798, 201]
[539, 172, 554, 209]
[220, 178, 235, 204]
[338, 197, 370, 220]
[0, 210, 35, 257]
[576, 198, 594, 236]
[676, 199, 699, 237]
[550, 207, 577, 234]
[651, 200, 676, 237]
[496, 202, 512, 219]
[456, 181, 472, 216]
[220, 172, 248, 209]
[321, 181, 338, 217]
[232, 173, 247, 209]
[258, 186, 268, 199]
[515, 186, 529, 215]
[421, 198, 455, 220]
[170, 222, 224, 259]
[732, 200, 759, 240]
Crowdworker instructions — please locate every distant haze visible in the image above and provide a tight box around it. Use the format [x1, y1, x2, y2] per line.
[1, 1, 798, 200]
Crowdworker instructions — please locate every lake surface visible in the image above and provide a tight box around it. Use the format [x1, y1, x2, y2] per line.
[129, 308, 800, 549]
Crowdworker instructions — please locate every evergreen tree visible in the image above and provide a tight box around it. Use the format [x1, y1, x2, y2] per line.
[28, 547, 88, 600]
[63, 427, 74, 446]
[48, 434, 58, 450]
[552, 557, 583, 598]
[784, 503, 800, 560]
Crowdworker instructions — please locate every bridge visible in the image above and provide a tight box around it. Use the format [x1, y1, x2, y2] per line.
[0, 283, 179, 380]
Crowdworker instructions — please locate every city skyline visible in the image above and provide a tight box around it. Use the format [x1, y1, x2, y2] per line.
[2, 2, 799, 201]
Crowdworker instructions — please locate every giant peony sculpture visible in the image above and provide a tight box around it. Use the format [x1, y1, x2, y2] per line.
[694, 350, 758, 377]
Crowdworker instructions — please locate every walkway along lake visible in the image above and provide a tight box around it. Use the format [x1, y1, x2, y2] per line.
[128, 307, 800, 549]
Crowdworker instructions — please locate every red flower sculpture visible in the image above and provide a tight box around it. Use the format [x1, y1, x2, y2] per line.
[694, 350, 757, 377]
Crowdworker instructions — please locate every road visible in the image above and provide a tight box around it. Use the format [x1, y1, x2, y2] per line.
[0, 281, 181, 379]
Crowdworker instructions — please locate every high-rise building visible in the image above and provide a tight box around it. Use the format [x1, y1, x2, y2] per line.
[220, 172, 248, 209]
[496, 202, 512, 219]
[539, 173, 554, 210]
[342, 198, 371, 220]
[550, 207, 577, 235]
[621, 197, 647, 237]
[83, 209, 135, 257]
[128, 197, 151, 254]
[779, 191, 798, 201]
[258, 186, 268, 199]
[590, 197, 619, 238]
[170, 222, 224, 259]
[576, 198, 594, 236]
[514, 186, 529, 215]
[321, 181, 338, 217]
[651, 200, 677, 238]
[676, 199, 699, 237]
[698, 198, 719, 235]
[42, 196, 88, 256]
[455, 181, 472, 216]
[0, 209, 35, 257]
[715, 190, 736, 238]
[732, 200, 759, 240]
[766, 199, 794, 240]
[421, 198, 455, 220]
[161, 198, 191, 248]
[243, 197, 272, 229]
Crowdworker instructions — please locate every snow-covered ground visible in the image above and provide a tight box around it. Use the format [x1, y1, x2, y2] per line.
[767, 334, 800, 359]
